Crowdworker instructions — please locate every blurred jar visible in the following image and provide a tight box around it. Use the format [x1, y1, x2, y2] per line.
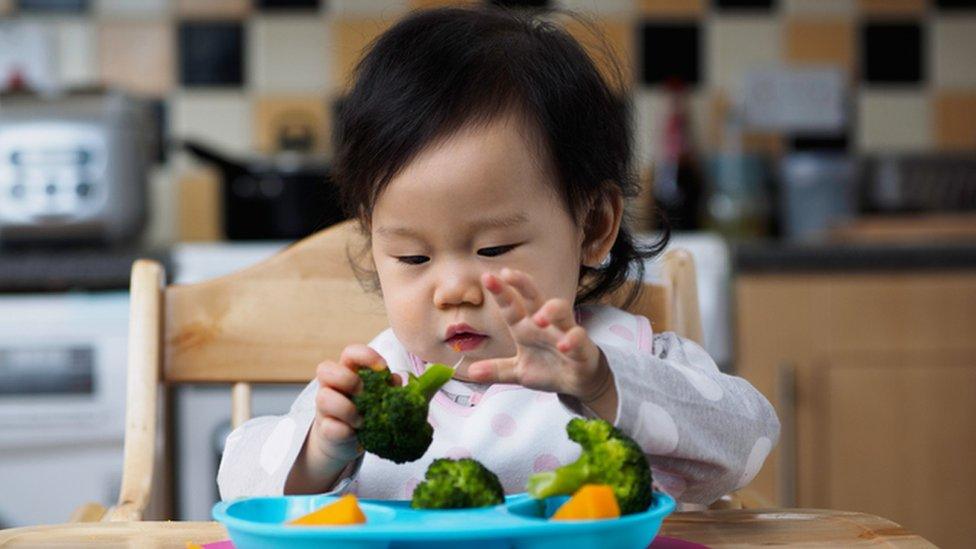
[778, 153, 858, 241]
[704, 153, 770, 239]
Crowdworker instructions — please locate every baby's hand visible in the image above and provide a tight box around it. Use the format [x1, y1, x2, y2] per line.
[467, 268, 611, 405]
[288, 344, 399, 493]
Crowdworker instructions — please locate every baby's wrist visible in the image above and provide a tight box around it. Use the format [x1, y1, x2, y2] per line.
[577, 350, 613, 405]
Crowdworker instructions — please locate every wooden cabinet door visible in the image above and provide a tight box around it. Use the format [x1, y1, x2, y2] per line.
[736, 273, 976, 508]
[793, 350, 976, 549]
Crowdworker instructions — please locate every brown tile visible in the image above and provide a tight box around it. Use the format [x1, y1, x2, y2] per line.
[784, 18, 855, 73]
[638, 0, 704, 17]
[178, 167, 224, 242]
[562, 16, 635, 90]
[858, 0, 926, 16]
[254, 96, 331, 155]
[935, 92, 976, 151]
[785, 0, 855, 15]
[176, 0, 250, 19]
[98, 20, 174, 96]
[331, 17, 394, 90]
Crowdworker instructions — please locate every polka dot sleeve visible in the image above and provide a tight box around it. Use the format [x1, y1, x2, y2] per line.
[583, 305, 781, 505]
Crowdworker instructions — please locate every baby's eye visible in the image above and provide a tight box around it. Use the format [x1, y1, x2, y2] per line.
[396, 255, 429, 265]
[478, 245, 515, 257]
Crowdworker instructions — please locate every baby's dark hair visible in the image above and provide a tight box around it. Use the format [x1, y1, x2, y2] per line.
[334, 5, 669, 307]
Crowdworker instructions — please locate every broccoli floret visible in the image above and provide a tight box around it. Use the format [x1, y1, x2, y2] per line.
[526, 418, 653, 515]
[411, 458, 505, 509]
[351, 363, 453, 464]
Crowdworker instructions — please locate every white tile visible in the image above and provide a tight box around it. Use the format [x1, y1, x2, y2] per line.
[54, 19, 97, 88]
[706, 17, 781, 94]
[634, 89, 663, 172]
[142, 164, 178, 248]
[327, 0, 408, 16]
[857, 90, 931, 152]
[0, 21, 59, 92]
[933, 16, 976, 89]
[782, 0, 855, 15]
[557, 0, 635, 16]
[171, 92, 253, 156]
[248, 16, 331, 92]
[96, 0, 170, 17]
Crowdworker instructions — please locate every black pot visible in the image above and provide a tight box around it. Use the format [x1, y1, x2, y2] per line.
[182, 141, 346, 240]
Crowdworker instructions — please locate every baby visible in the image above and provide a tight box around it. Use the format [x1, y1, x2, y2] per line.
[218, 5, 779, 506]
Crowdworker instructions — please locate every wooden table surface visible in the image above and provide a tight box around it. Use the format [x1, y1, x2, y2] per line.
[0, 508, 937, 548]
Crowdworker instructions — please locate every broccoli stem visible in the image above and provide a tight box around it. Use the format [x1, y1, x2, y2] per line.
[412, 363, 454, 401]
[526, 461, 589, 499]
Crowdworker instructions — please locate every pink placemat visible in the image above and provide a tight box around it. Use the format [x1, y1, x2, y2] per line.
[649, 535, 711, 549]
[198, 534, 707, 548]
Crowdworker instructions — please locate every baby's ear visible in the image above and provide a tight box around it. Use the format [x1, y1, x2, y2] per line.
[581, 183, 623, 267]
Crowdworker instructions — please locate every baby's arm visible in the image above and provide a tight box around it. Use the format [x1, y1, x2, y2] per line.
[217, 380, 324, 500]
[586, 310, 780, 505]
[217, 329, 405, 500]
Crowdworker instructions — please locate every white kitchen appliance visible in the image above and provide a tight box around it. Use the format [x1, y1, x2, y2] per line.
[0, 292, 129, 527]
[0, 91, 154, 245]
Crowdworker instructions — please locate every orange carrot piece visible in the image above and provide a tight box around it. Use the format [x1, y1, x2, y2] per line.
[551, 484, 621, 521]
[289, 494, 367, 526]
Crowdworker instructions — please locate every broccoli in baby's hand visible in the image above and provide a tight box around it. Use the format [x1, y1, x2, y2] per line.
[526, 418, 653, 515]
[411, 458, 505, 509]
[351, 363, 453, 464]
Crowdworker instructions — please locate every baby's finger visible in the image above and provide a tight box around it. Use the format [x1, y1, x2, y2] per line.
[500, 268, 543, 313]
[534, 298, 577, 332]
[315, 387, 363, 428]
[467, 357, 519, 385]
[314, 415, 357, 444]
[316, 361, 362, 395]
[339, 344, 387, 373]
[557, 325, 593, 362]
[482, 272, 528, 326]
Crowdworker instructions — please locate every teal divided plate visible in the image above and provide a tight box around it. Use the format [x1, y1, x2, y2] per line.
[213, 491, 676, 549]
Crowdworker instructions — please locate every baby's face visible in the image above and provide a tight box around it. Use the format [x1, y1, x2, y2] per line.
[370, 115, 584, 380]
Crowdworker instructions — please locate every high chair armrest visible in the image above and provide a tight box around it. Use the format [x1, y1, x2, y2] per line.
[69, 502, 107, 523]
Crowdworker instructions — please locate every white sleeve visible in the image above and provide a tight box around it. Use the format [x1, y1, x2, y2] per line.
[584, 306, 780, 505]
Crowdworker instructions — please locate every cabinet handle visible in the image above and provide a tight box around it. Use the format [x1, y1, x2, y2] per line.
[777, 361, 797, 507]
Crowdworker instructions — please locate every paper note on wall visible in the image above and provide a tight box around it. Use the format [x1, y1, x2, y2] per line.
[742, 67, 846, 133]
[0, 22, 58, 93]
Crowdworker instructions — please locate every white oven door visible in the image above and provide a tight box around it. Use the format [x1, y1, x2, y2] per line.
[0, 292, 128, 527]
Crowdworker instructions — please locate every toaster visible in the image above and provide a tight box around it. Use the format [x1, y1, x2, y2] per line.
[0, 91, 154, 246]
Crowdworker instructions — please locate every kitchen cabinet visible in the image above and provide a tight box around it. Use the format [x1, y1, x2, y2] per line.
[735, 271, 976, 549]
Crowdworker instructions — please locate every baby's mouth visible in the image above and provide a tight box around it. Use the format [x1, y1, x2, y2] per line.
[446, 333, 488, 352]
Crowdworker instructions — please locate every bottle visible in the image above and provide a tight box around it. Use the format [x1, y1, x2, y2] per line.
[704, 98, 770, 239]
[652, 78, 704, 231]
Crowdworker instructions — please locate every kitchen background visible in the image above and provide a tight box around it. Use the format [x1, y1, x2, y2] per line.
[0, 0, 974, 548]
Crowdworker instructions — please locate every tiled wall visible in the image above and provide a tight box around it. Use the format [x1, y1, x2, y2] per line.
[3, 0, 975, 160]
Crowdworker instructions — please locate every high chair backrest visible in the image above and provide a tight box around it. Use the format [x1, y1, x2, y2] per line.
[107, 219, 702, 521]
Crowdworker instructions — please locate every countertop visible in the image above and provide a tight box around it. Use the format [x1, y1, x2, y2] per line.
[0, 508, 938, 548]
[734, 239, 976, 273]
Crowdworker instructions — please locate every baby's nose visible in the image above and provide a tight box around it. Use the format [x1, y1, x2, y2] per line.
[433, 268, 484, 308]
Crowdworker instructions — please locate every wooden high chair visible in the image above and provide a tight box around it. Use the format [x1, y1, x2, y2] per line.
[70, 219, 737, 523]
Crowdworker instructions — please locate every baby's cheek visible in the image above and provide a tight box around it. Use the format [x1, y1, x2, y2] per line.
[384, 300, 427, 351]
